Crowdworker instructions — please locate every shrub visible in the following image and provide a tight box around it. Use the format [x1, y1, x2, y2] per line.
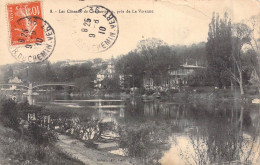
[139, 87, 146, 95]
[188, 69, 214, 86]
[0, 128, 84, 165]
[0, 99, 19, 130]
[245, 85, 259, 95]
[17, 101, 43, 119]
[118, 122, 171, 164]
[27, 122, 58, 146]
[167, 89, 179, 94]
[145, 89, 155, 95]
[84, 140, 98, 148]
[160, 91, 167, 96]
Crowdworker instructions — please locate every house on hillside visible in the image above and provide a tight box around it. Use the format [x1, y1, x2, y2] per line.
[143, 62, 206, 90]
[168, 63, 206, 86]
[8, 76, 23, 84]
[0, 76, 23, 91]
[94, 58, 116, 89]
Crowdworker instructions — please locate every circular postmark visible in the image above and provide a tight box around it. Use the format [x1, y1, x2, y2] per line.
[8, 16, 56, 63]
[73, 5, 119, 53]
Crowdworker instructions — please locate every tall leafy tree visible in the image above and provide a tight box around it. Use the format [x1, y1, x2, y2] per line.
[3, 66, 14, 83]
[137, 38, 180, 86]
[115, 51, 145, 88]
[245, 15, 260, 90]
[45, 61, 57, 82]
[173, 42, 207, 66]
[116, 38, 180, 88]
[231, 23, 253, 95]
[206, 12, 232, 88]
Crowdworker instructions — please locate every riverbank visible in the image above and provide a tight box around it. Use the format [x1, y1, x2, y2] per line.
[165, 86, 259, 103]
[0, 123, 141, 165]
[0, 123, 84, 165]
[57, 134, 141, 165]
[0, 98, 143, 165]
[89, 86, 260, 102]
[194, 88, 259, 102]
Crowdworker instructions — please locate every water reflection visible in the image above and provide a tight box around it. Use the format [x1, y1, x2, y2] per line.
[14, 94, 260, 164]
[160, 103, 260, 165]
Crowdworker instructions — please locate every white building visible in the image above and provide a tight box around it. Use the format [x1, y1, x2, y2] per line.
[8, 76, 23, 84]
[94, 58, 115, 89]
[143, 62, 206, 89]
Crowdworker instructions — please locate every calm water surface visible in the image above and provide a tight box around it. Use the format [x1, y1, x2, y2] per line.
[19, 94, 260, 164]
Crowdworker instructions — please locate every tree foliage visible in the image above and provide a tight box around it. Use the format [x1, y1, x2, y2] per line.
[231, 23, 254, 94]
[206, 12, 232, 88]
[116, 38, 180, 87]
[173, 42, 207, 66]
[206, 12, 259, 94]
[3, 66, 14, 83]
[0, 99, 19, 129]
[115, 51, 145, 88]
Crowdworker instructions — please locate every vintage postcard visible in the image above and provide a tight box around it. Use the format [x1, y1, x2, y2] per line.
[0, 0, 260, 164]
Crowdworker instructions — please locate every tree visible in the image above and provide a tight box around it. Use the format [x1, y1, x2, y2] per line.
[74, 77, 94, 93]
[245, 15, 260, 90]
[137, 38, 180, 86]
[93, 58, 103, 64]
[173, 42, 207, 66]
[28, 64, 44, 82]
[101, 76, 120, 92]
[0, 99, 19, 129]
[73, 62, 93, 78]
[206, 13, 259, 95]
[115, 51, 145, 88]
[115, 38, 180, 89]
[206, 12, 233, 88]
[231, 23, 253, 95]
[45, 61, 57, 82]
[246, 15, 260, 56]
[188, 69, 213, 86]
[3, 66, 14, 83]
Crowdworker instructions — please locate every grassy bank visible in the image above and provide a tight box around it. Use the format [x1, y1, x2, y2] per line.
[0, 98, 84, 165]
[0, 123, 84, 165]
[0, 98, 141, 165]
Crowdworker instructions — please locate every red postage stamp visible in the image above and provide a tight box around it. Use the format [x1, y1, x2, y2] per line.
[6, 1, 56, 63]
[7, 1, 45, 46]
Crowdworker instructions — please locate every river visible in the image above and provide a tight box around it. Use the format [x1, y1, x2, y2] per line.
[16, 94, 260, 165]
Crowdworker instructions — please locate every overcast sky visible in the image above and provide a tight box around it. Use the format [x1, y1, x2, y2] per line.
[0, 0, 259, 65]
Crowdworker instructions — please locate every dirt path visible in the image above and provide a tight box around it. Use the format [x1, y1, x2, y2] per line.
[56, 134, 142, 165]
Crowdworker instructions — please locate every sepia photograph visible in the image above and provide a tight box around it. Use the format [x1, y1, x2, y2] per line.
[0, 0, 260, 164]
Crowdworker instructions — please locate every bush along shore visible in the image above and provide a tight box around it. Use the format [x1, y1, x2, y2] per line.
[138, 86, 260, 103]
[0, 98, 141, 165]
[0, 98, 85, 165]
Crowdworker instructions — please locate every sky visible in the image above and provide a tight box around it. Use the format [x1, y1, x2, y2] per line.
[0, 0, 259, 65]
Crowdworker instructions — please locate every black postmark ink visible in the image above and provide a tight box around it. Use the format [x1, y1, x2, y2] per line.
[8, 16, 56, 63]
[74, 5, 119, 53]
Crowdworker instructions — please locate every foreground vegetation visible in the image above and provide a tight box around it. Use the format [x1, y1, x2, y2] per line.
[0, 125, 84, 165]
[0, 98, 84, 165]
